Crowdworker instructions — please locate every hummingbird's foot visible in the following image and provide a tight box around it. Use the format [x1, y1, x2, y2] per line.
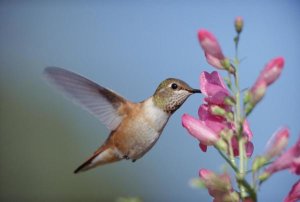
[123, 155, 130, 160]
[132, 159, 136, 163]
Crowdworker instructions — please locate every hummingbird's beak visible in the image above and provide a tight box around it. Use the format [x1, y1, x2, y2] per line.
[190, 89, 201, 94]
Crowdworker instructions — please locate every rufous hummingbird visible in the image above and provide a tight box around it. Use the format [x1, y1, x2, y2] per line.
[44, 67, 201, 173]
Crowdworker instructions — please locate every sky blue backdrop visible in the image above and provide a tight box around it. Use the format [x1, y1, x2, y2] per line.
[1, 1, 299, 201]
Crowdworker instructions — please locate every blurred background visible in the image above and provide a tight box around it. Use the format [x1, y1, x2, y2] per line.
[1, 1, 299, 201]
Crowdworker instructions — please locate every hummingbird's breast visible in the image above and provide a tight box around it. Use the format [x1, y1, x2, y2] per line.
[113, 98, 170, 160]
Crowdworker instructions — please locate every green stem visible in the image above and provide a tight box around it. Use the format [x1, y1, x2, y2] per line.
[252, 170, 257, 191]
[237, 177, 257, 202]
[228, 136, 236, 167]
[215, 146, 239, 173]
[234, 35, 248, 199]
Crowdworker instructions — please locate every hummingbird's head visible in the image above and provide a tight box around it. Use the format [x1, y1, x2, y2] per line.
[153, 78, 201, 114]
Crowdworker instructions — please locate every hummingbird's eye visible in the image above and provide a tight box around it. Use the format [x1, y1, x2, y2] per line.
[171, 83, 178, 90]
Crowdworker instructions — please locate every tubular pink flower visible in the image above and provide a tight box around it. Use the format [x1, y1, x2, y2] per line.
[284, 180, 300, 202]
[200, 71, 230, 105]
[264, 136, 300, 176]
[257, 57, 285, 86]
[182, 114, 219, 147]
[265, 127, 290, 159]
[197, 71, 254, 156]
[198, 29, 225, 69]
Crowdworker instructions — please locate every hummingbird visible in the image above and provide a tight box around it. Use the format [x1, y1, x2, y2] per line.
[44, 67, 201, 173]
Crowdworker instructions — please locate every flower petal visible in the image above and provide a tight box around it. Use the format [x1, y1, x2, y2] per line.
[200, 71, 229, 105]
[198, 104, 228, 133]
[284, 180, 300, 202]
[182, 114, 219, 146]
[243, 120, 253, 140]
[246, 141, 254, 157]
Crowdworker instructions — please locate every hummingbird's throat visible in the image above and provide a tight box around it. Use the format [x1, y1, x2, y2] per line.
[153, 93, 190, 114]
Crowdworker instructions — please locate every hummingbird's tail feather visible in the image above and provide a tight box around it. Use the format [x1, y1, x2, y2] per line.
[74, 146, 122, 173]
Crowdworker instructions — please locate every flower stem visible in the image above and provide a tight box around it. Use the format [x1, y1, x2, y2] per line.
[234, 34, 248, 199]
[228, 136, 236, 166]
[237, 177, 257, 201]
[215, 146, 239, 173]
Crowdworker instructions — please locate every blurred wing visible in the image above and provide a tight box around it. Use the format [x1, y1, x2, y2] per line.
[44, 66, 126, 131]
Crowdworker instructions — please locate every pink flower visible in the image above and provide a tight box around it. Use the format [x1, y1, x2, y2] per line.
[198, 30, 225, 69]
[284, 180, 300, 202]
[200, 71, 230, 105]
[182, 114, 219, 148]
[264, 135, 300, 176]
[199, 169, 239, 202]
[197, 104, 229, 152]
[265, 127, 290, 159]
[257, 57, 285, 86]
[197, 71, 254, 156]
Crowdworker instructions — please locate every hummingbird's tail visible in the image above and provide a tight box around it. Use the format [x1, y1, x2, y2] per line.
[74, 145, 121, 173]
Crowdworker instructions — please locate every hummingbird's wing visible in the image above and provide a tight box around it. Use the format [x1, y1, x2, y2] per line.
[44, 67, 126, 131]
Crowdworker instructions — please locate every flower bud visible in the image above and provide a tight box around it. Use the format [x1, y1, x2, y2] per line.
[258, 171, 270, 183]
[221, 58, 235, 73]
[263, 135, 300, 177]
[249, 80, 267, 105]
[198, 29, 225, 69]
[189, 178, 205, 189]
[215, 139, 228, 152]
[265, 127, 289, 160]
[234, 16, 244, 34]
[258, 57, 285, 86]
[252, 156, 268, 172]
[210, 105, 226, 117]
[199, 169, 239, 202]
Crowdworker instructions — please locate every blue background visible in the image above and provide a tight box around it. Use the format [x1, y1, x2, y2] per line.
[1, 1, 299, 201]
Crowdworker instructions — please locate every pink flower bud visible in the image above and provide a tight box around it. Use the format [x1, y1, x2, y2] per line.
[265, 127, 289, 160]
[234, 16, 244, 34]
[284, 180, 300, 202]
[258, 57, 285, 86]
[182, 114, 219, 146]
[198, 29, 225, 69]
[264, 135, 300, 176]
